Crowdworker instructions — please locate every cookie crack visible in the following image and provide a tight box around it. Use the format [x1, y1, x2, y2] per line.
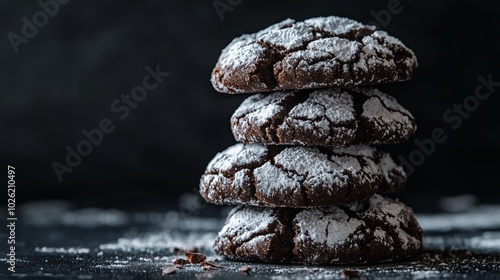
[361, 214, 398, 262]
[372, 94, 415, 123]
[374, 34, 417, 76]
[348, 48, 363, 82]
[253, 42, 282, 90]
[262, 26, 377, 90]
[270, 153, 311, 206]
[274, 90, 312, 143]
[344, 88, 377, 144]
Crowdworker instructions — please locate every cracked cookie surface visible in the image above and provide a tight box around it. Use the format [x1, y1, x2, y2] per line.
[231, 87, 416, 146]
[211, 16, 417, 94]
[200, 144, 406, 208]
[214, 194, 423, 264]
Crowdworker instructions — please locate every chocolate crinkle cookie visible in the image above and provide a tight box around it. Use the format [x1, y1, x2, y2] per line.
[211, 16, 417, 94]
[214, 194, 423, 264]
[231, 87, 416, 147]
[199, 143, 406, 208]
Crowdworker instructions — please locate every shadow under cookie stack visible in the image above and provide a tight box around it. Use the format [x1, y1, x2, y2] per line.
[200, 16, 423, 264]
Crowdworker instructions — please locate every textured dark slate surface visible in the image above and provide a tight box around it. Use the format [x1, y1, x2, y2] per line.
[1, 200, 500, 279]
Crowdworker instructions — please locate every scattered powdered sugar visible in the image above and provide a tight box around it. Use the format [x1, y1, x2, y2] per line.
[99, 231, 217, 252]
[35, 247, 91, 254]
[417, 204, 500, 232]
[424, 231, 500, 253]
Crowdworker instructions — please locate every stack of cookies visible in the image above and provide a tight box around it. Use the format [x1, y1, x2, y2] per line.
[200, 16, 423, 264]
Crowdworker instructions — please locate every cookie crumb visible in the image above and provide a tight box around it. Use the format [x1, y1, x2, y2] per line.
[173, 258, 189, 266]
[202, 261, 224, 269]
[162, 266, 177, 275]
[239, 265, 251, 274]
[341, 269, 360, 278]
[186, 252, 206, 264]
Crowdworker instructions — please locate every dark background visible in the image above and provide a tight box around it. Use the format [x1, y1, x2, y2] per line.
[1, 0, 499, 212]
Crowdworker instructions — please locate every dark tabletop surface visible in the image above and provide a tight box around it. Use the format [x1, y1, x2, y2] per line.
[1, 197, 500, 280]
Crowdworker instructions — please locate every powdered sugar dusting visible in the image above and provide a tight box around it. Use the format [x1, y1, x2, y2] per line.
[231, 87, 415, 147]
[212, 16, 418, 93]
[201, 143, 406, 208]
[307, 37, 360, 62]
[373, 228, 387, 240]
[218, 38, 264, 70]
[380, 153, 403, 184]
[276, 147, 351, 188]
[216, 196, 422, 264]
[304, 16, 371, 36]
[256, 18, 295, 37]
[219, 207, 276, 244]
[232, 93, 290, 127]
[254, 161, 303, 198]
[326, 215, 364, 247]
[295, 207, 364, 248]
[288, 89, 355, 123]
[207, 143, 268, 173]
[365, 195, 420, 250]
[258, 23, 316, 50]
[314, 89, 355, 123]
[367, 88, 412, 116]
[362, 96, 408, 124]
